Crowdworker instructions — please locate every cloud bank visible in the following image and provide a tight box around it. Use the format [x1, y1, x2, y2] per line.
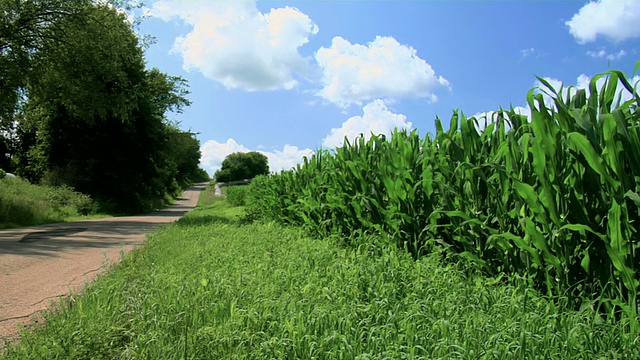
[322, 99, 411, 148]
[151, 0, 318, 91]
[315, 36, 449, 107]
[566, 0, 640, 43]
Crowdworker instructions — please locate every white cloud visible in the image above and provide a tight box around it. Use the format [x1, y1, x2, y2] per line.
[321, 99, 411, 149]
[586, 49, 627, 60]
[262, 145, 314, 173]
[315, 36, 449, 107]
[200, 138, 250, 174]
[566, 0, 640, 43]
[151, 0, 318, 91]
[200, 138, 313, 175]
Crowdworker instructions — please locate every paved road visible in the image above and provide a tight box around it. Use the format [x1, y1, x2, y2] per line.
[0, 183, 207, 346]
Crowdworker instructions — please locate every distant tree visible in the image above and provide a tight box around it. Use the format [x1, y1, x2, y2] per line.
[215, 152, 269, 182]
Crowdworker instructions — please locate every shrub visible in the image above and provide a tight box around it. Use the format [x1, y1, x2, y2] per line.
[0, 178, 97, 227]
[226, 185, 248, 207]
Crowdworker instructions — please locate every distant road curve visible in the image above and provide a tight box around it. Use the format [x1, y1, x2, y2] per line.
[0, 182, 208, 347]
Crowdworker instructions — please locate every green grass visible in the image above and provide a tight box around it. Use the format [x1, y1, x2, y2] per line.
[196, 182, 222, 207]
[3, 199, 638, 359]
[225, 184, 249, 206]
[0, 177, 101, 229]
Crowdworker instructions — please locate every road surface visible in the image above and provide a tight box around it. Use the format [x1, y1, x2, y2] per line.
[0, 183, 207, 348]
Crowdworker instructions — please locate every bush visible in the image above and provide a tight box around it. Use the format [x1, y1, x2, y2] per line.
[46, 185, 97, 216]
[0, 177, 97, 228]
[0, 169, 5, 179]
[226, 185, 248, 207]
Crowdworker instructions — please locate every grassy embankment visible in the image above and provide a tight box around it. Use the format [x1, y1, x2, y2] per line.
[0, 176, 204, 229]
[2, 185, 638, 359]
[0, 177, 105, 229]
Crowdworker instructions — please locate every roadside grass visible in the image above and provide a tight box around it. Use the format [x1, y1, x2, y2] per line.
[0, 179, 206, 230]
[0, 177, 105, 229]
[3, 200, 639, 358]
[197, 182, 222, 207]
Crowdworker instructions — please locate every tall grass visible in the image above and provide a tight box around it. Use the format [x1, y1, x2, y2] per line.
[246, 65, 640, 323]
[225, 185, 249, 206]
[3, 201, 638, 358]
[0, 177, 97, 228]
[197, 182, 222, 207]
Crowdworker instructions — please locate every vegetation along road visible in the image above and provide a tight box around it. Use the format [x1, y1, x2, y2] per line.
[0, 183, 207, 345]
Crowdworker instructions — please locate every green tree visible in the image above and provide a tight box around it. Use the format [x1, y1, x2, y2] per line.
[0, 0, 90, 122]
[3, 1, 205, 213]
[215, 152, 269, 182]
[11, 2, 198, 213]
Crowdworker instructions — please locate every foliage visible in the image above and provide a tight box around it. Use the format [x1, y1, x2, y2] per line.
[2, 1, 203, 213]
[0, 0, 91, 123]
[4, 201, 638, 358]
[190, 167, 211, 183]
[197, 182, 222, 207]
[214, 151, 269, 182]
[0, 177, 97, 228]
[225, 185, 248, 206]
[246, 64, 640, 323]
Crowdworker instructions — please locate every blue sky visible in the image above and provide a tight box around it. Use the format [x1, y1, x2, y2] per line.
[135, 0, 640, 175]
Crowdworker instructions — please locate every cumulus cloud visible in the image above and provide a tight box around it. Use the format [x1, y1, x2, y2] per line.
[586, 49, 627, 60]
[321, 99, 411, 149]
[200, 138, 313, 175]
[315, 36, 449, 107]
[262, 145, 314, 173]
[566, 0, 640, 43]
[200, 138, 250, 173]
[151, 0, 318, 91]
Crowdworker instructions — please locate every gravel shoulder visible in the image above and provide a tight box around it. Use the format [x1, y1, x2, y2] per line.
[0, 183, 207, 348]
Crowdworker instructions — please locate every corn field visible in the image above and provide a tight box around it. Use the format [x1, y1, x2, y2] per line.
[246, 65, 640, 324]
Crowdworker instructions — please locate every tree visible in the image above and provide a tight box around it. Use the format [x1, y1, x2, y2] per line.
[215, 152, 269, 182]
[0, 0, 96, 131]
[8, 2, 200, 213]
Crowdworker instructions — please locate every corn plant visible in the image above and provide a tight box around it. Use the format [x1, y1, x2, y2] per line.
[246, 62, 640, 325]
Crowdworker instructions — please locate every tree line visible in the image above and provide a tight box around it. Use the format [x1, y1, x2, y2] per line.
[1, 0, 208, 213]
